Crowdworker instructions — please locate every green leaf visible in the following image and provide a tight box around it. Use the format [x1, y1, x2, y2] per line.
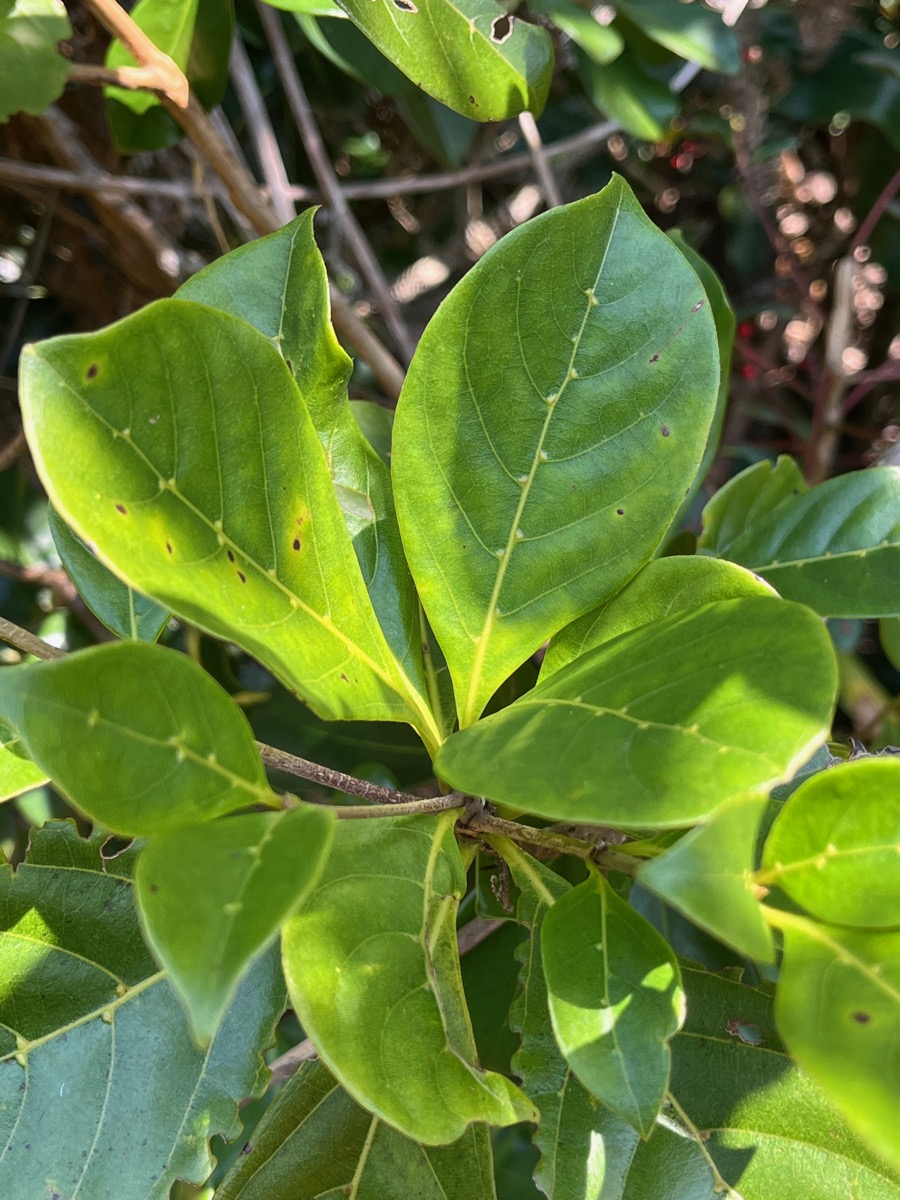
[0, 719, 47, 802]
[542, 556, 774, 678]
[761, 758, 900, 928]
[0, 820, 285, 1197]
[177, 213, 435, 727]
[105, 0, 233, 153]
[532, 0, 622, 65]
[50, 507, 170, 641]
[615, 0, 740, 73]
[541, 871, 684, 1136]
[698, 455, 808, 557]
[714, 467, 900, 618]
[298, 12, 415, 95]
[137, 806, 333, 1044]
[19, 299, 440, 747]
[281, 811, 536, 1144]
[435, 596, 837, 828]
[494, 839, 619, 1198]
[394, 177, 720, 727]
[0, 0, 71, 122]
[216, 1058, 498, 1199]
[577, 47, 678, 141]
[774, 912, 900, 1172]
[0, 642, 275, 834]
[664, 231, 736, 532]
[638, 795, 775, 962]
[332, 0, 552, 121]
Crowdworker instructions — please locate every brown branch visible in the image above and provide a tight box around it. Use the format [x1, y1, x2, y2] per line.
[257, 741, 436, 805]
[229, 35, 296, 228]
[0, 156, 215, 201]
[843, 358, 900, 417]
[462, 810, 640, 875]
[804, 255, 855, 484]
[517, 111, 562, 208]
[0, 616, 66, 660]
[257, 2, 414, 364]
[852, 167, 900, 253]
[80, 0, 189, 107]
[331, 794, 467, 819]
[67, 61, 173, 94]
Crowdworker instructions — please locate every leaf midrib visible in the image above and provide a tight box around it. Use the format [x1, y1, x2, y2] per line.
[461, 199, 623, 726]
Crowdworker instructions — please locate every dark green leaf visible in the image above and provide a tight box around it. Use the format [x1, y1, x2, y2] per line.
[19, 299, 440, 746]
[0, 0, 71, 121]
[281, 812, 536, 1144]
[638, 795, 774, 962]
[0, 642, 275, 834]
[532, 0, 622, 65]
[394, 177, 719, 727]
[543, 556, 773, 678]
[881, 617, 900, 672]
[615, 0, 740, 73]
[541, 871, 684, 1135]
[0, 820, 284, 1197]
[774, 911, 900, 1172]
[577, 48, 678, 141]
[137, 806, 333, 1044]
[761, 758, 900, 928]
[50, 507, 169, 642]
[216, 1058, 498, 1198]
[435, 597, 837, 828]
[714, 468, 900, 618]
[333, 0, 553, 121]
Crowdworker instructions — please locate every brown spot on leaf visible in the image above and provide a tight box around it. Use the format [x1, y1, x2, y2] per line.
[237, 570, 246, 583]
[227, 550, 235, 563]
[293, 537, 301, 551]
[661, 425, 671, 437]
[616, 508, 624, 515]
[340, 673, 349, 682]
[649, 352, 660, 364]
[115, 503, 127, 515]
[392, 0, 417, 10]
[852, 1011, 871, 1024]
[86, 363, 98, 380]
[166, 541, 172, 555]
[491, 12, 513, 41]
[149, 883, 159, 893]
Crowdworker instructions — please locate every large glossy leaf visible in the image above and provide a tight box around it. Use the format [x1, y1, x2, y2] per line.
[761, 758, 900, 928]
[496, 839, 632, 1197]
[0, 720, 46, 802]
[715, 467, 900, 618]
[0, 0, 70, 122]
[394, 177, 720, 727]
[638, 795, 774, 962]
[137, 806, 333, 1044]
[541, 872, 684, 1136]
[0, 821, 284, 1198]
[435, 597, 837, 828]
[332, 0, 552, 121]
[577, 47, 679, 141]
[216, 1058, 498, 1199]
[0, 642, 276, 834]
[19, 299, 440, 747]
[774, 911, 900, 1172]
[664, 231, 735, 532]
[50, 507, 169, 642]
[542, 556, 773, 678]
[177, 213, 436, 728]
[281, 811, 536, 1144]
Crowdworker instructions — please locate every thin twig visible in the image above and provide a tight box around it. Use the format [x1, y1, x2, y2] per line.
[266, 914, 505, 1084]
[331, 794, 467, 819]
[0, 616, 66, 660]
[67, 61, 175, 93]
[0, 156, 214, 200]
[462, 811, 640, 875]
[517, 111, 562, 208]
[80, 0, 189, 107]
[229, 34, 296, 227]
[843, 358, 900, 416]
[257, 1, 414, 364]
[257, 741, 432, 805]
[804, 255, 855, 483]
[851, 167, 900, 253]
